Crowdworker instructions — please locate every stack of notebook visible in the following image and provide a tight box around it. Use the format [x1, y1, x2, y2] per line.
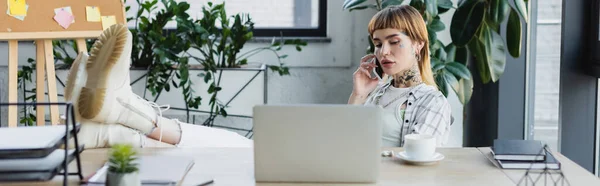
[0, 125, 81, 182]
[491, 139, 560, 170]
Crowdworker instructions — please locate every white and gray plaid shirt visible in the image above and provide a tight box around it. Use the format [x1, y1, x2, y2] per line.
[365, 80, 452, 147]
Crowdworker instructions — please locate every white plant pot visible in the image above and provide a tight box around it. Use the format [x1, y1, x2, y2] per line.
[106, 171, 141, 186]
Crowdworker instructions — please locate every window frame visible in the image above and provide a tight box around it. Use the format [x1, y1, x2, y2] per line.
[250, 0, 327, 37]
[133, 0, 328, 38]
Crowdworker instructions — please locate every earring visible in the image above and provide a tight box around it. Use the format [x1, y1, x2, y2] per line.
[414, 51, 420, 61]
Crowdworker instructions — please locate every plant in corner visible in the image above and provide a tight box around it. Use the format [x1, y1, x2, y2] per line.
[343, 0, 528, 105]
[106, 144, 140, 186]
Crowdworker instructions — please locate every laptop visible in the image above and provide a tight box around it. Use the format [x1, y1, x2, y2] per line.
[252, 104, 383, 183]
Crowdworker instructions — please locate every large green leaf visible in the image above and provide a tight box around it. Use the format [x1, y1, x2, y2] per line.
[443, 69, 460, 91]
[432, 39, 445, 52]
[432, 59, 446, 72]
[410, 0, 425, 12]
[348, 4, 378, 11]
[513, 0, 528, 23]
[445, 43, 468, 65]
[445, 62, 471, 80]
[428, 16, 445, 32]
[438, 0, 453, 9]
[428, 31, 437, 47]
[487, 0, 510, 29]
[425, 0, 438, 18]
[444, 43, 456, 60]
[467, 31, 491, 83]
[435, 73, 449, 97]
[382, 0, 404, 8]
[435, 46, 447, 62]
[342, 0, 368, 10]
[477, 25, 507, 82]
[455, 46, 468, 65]
[507, 8, 522, 57]
[450, 0, 486, 47]
[455, 76, 474, 104]
[438, 0, 453, 13]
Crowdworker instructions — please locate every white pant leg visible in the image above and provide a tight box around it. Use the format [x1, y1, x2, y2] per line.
[176, 123, 253, 148]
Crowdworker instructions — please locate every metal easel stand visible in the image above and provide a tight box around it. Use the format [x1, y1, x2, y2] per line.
[0, 102, 84, 186]
[516, 145, 571, 186]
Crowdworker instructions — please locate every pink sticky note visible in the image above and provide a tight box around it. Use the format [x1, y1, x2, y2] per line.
[53, 9, 74, 29]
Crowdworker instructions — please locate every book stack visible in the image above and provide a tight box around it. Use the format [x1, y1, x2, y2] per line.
[0, 125, 82, 182]
[491, 139, 560, 170]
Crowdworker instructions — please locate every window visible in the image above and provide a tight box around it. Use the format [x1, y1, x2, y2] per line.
[125, 0, 327, 37]
[532, 0, 561, 152]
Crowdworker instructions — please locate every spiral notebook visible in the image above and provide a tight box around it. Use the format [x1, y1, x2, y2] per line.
[85, 155, 195, 185]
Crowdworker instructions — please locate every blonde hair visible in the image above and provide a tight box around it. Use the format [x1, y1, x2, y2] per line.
[367, 5, 437, 89]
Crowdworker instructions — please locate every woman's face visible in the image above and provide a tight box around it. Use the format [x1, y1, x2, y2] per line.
[372, 28, 421, 76]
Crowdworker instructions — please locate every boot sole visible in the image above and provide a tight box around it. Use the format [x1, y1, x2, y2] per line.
[78, 25, 130, 120]
[65, 52, 88, 101]
[65, 52, 88, 121]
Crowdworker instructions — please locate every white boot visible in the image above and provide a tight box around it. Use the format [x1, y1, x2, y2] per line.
[77, 120, 173, 149]
[76, 24, 159, 135]
[64, 51, 88, 122]
[64, 51, 172, 149]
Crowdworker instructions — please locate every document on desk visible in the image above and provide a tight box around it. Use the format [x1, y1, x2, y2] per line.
[85, 155, 195, 185]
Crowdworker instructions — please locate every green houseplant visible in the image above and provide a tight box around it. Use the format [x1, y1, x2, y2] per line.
[17, 0, 306, 126]
[343, 0, 528, 105]
[106, 144, 140, 186]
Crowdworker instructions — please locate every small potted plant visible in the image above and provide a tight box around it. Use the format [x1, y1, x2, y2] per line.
[106, 144, 141, 186]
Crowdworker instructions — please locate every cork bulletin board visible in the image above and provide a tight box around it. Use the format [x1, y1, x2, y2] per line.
[0, 0, 126, 40]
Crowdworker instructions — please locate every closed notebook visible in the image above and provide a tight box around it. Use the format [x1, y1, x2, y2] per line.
[496, 149, 560, 170]
[85, 155, 195, 185]
[0, 125, 69, 159]
[0, 149, 77, 182]
[492, 139, 545, 161]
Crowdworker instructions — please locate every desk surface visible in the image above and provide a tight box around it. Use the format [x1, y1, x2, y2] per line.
[2, 147, 599, 186]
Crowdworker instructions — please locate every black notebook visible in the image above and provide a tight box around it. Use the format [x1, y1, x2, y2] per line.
[496, 148, 560, 170]
[492, 139, 545, 161]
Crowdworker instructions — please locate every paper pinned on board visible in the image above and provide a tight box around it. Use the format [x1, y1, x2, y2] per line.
[54, 6, 75, 23]
[54, 9, 74, 29]
[101, 15, 116, 30]
[8, 0, 26, 16]
[6, 4, 27, 21]
[86, 6, 101, 22]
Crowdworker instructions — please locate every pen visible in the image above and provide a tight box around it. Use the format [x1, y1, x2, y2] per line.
[85, 180, 177, 185]
[197, 179, 214, 186]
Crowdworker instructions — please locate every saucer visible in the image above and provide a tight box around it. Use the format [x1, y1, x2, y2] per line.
[395, 151, 445, 164]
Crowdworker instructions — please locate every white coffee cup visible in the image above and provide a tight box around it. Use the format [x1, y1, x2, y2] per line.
[404, 134, 436, 160]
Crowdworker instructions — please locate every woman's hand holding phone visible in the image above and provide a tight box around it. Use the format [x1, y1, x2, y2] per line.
[352, 54, 380, 98]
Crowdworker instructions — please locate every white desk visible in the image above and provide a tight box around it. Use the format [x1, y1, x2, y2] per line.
[3, 147, 599, 185]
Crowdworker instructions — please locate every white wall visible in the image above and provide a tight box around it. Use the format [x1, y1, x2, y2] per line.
[0, 0, 465, 147]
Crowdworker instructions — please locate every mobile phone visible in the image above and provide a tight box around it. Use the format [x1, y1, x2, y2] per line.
[371, 58, 384, 80]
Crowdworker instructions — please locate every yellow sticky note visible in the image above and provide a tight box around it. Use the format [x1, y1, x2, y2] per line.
[86, 6, 101, 22]
[101, 15, 117, 30]
[9, 0, 27, 16]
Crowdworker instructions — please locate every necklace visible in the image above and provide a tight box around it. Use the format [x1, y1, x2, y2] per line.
[376, 86, 414, 108]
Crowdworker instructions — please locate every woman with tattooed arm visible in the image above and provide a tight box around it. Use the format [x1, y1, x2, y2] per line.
[348, 5, 452, 147]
